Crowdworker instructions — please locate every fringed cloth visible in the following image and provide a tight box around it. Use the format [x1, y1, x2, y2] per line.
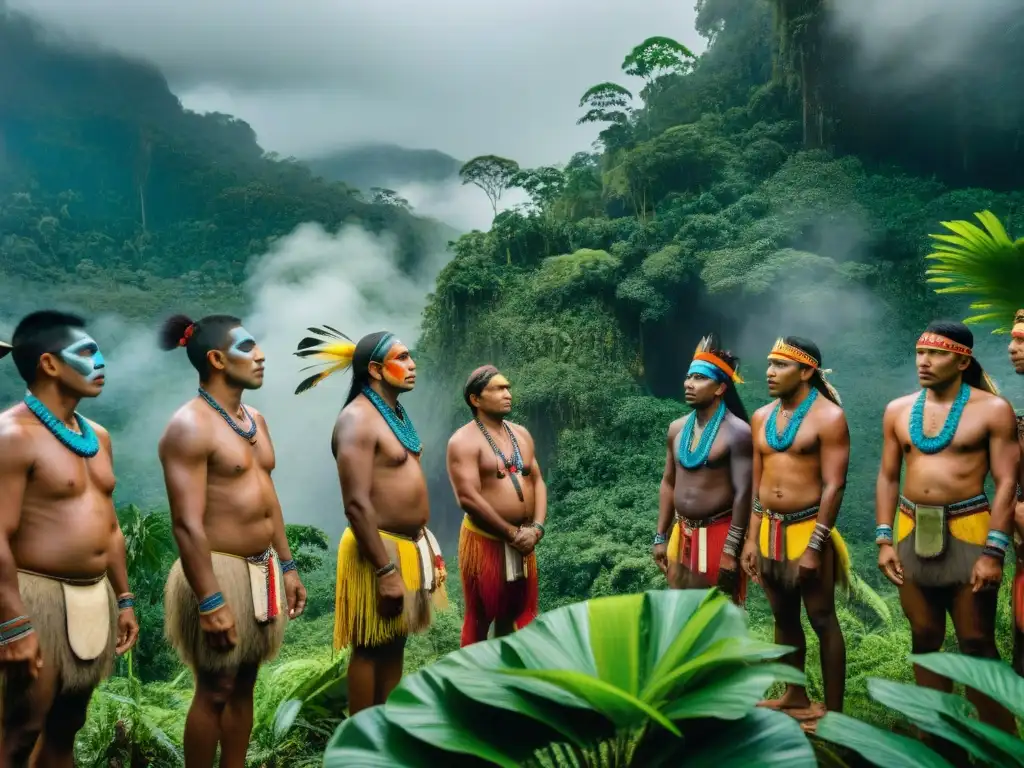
[334, 526, 448, 651]
[757, 505, 851, 590]
[1, 572, 117, 724]
[165, 548, 288, 674]
[895, 495, 989, 588]
[458, 515, 539, 647]
[667, 508, 747, 604]
[1014, 535, 1023, 676]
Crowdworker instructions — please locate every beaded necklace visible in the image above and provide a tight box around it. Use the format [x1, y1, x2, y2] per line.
[909, 382, 970, 454]
[476, 419, 531, 501]
[765, 387, 818, 452]
[362, 386, 422, 455]
[24, 393, 99, 458]
[197, 388, 258, 445]
[677, 400, 726, 469]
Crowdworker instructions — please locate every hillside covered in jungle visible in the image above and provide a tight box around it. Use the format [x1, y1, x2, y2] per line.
[2, 0, 1024, 765]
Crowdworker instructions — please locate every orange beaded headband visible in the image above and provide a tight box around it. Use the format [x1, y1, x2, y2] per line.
[692, 351, 743, 384]
[767, 338, 819, 369]
[916, 332, 972, 357]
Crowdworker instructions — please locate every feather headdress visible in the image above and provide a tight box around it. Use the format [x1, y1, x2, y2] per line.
[691, 335, 743, 384]
[925, 210, 1024, 334]
[293, 324, 356, 394]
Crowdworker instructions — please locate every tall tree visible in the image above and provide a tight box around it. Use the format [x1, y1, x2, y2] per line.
[622, 36, 697, 137]
[458, 155, 520, 219]
[577, 82, 635, 152]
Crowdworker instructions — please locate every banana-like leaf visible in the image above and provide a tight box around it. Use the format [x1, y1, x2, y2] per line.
[324, 707, 482, 767]
[661, 662, 805, 721]
[909, 652, 1024, 718]
[815, 712, 955, 768]
[947, 714, 1024, 766]
[669, 709, 819, 767]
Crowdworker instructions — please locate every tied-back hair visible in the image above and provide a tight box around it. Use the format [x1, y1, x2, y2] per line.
[291, 326, 397, 404]
[783, 335, 842, 407]
[464, 364, 500, 415]
[701, 335, 749, 423]
[158, 313, 242, 380]
[10, 309, 86, 384]
[345, 331, 394, 406]
[923, 319, 999, 395]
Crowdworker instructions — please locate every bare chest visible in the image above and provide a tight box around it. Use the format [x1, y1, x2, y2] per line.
[896, 406, 988, 455]
[30, 443, 115, 501]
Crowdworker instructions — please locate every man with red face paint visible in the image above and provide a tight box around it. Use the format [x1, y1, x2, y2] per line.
[158, 313, 306, 768]
[292, 327, 447, 714]
[874, 320, 1018, 735]
[653, 336, 752, 604]
[1005, 311, 1024, 678]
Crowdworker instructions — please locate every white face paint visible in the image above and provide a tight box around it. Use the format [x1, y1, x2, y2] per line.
[227, 327, 257, 360]
[59, 331, 105, 382]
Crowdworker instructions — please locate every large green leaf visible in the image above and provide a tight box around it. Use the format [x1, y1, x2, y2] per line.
[661, 663, 806, 721]
[588, 592, 644, 695]
[947, 714, 1024, 766]
[638, 588, 716, 685]
[815, 712, 955, 768]
[910, 653, 1024, 718]
[324, 707, 481, 767]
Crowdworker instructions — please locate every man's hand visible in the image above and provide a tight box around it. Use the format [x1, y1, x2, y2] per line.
[377, 570, 405, 619]
[719, 552, 738, 575]
[716, 561, 739, 597]
[0, 630, 44, 679]
[115, 607, 139, 655]
[284, 570, 307, 619]
[510, 527, 533, 554]
[652, 542, 668, 574]
[517, 527, 541, 556]
[199, 604, 238, 652]
[740, 540, 761, 585]
[971, 555, 1003, 593]
[798, 548, 822, 583]
[877, 544, 904, 586]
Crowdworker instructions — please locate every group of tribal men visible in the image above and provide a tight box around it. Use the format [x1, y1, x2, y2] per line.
[658, 323, 1024, 734]
[0, 310, 545, 766]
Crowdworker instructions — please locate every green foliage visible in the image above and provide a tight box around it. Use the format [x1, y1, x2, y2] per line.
[324, 589, 817, 767]
[459, 155, 521, 217]
[285, 523, 330, 573]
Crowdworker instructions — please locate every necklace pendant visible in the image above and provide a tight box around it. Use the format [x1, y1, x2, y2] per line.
[496, 470, 505, 478]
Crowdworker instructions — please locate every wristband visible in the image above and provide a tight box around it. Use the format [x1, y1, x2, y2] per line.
[0, 615, 33, 645]
[875, 524, 894, 546]
[117, 593, 136, 611]
[722, 524, 745, 557]
[280, 559, 297, 574]
[531, 522, 545, 536]
[198, 592, 225, 615]
[653, 532, 668, 546]
[375, 561, 397, 578]
[982, 545, 1007, 561]
[806, 523, 831, 553]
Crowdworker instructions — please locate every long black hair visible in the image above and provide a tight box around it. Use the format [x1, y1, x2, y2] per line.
[923, 320, 998, 394]
[699, 335, 749, 423]
[345, 331, 396, 406]
[782, 335, 842, 406]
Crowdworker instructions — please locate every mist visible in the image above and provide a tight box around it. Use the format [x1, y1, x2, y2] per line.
[397, 178, 529, 234]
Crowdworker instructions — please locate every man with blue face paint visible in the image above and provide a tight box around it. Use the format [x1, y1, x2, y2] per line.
[157, 312, 306, 768]
[0, 310, 138, 766]
[653, 335, 753, 605]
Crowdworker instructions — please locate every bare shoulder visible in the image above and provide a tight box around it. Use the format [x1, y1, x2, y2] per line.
[972, 389, 1016, 422]
[0, 406, 36, 466]
[667, 415, 687, 439]
[158, 400, 213, 458]
[884, 393, 917, 417]
[751, 402, 775, 423]
[448, 421, 479, 450]
[335, 399, 378, 445]
[723, 412, 752, 440]
[85, 418, 113, 455]
[506, 420, 534, 444]
[813, 397, 848, 434]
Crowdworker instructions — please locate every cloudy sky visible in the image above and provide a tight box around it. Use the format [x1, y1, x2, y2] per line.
[10, 0, 703, 167]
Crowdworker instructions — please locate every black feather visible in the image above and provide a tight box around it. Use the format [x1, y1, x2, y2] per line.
[295, 347, 331, 358]
[323, 325, 351, 340]
[295, 337, 323, 351]
[307, 326, 339, 339]
[294, 370, 327, 395]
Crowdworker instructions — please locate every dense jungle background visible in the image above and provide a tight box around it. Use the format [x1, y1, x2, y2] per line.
[2, 0, 1024, 764]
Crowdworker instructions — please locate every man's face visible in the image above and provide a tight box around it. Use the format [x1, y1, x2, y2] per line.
[1008, 333, 1024, 375]
[916, 346, 968, 389]
[473, 373, 513, 417]
[766, 358, 807, 398]
[683, 371, 724, 408]
[42, 329, 106, 398]
[218, 326, 266, 391]
[372, 341, 416, 392]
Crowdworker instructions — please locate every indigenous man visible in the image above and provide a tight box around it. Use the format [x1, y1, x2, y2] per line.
[1009, 310, 1024, 677]
[0, 310, 138, 767]
[158, 313, 306, 767]
[874, 321, 1017, 732]
[447, 365, 546, 646]
[741, 336, 851, 722]
[293, 326, 447, 714]
[653, 336, 751, 604]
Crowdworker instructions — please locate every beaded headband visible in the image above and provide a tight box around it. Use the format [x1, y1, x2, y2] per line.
[767, 338, 822, 370]
[692, 335, 743, 384]
[915, 332, 972, 357]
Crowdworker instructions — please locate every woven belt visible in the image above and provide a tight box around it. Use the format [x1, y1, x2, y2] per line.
[675, 508, 732, 529]
[898, 494, 988, 520]
[761, 506, 820, 523]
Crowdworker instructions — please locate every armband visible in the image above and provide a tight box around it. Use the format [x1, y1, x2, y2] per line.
[280, 559, 297, 574]
[874, 524, 894, 546]
[117, 593, 136, 611]
[0, 616, 33, 645]
[375, 561, 397, 578]
[198, 592, 225, 615]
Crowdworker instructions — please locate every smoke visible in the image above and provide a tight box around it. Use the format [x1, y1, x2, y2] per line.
[828, 0, 1020, 91]
[396, 178, 529, 234]
[0, 223, 453, 543]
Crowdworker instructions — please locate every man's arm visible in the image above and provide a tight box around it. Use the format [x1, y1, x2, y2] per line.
[335, 409, 391, 569]
[253, 413, 295, 564]
[727, 421, 754, 532]
[0, 424, 30, 623]
[158, 413, 220, 600]
[523, 429, 547, 529]
[745, 410, 765, 545]
[987, 397, 1020, 538]
[446, 433, 518, 542]
[96, 427, 130, 599]
[875, 402, 903, 530]
[656, 422, 681, 541]
[816, 409, 850, 530]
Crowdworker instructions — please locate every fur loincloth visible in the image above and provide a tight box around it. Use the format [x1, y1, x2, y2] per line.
[757, 505, 851, 590]
[334, 526, 448, 651]
[895, 495, 989, 589]
[667, 509, 747, 603]
[458, 515, 539, 646]
[0, 572, 117, 722]
[164, 549, 288, 674]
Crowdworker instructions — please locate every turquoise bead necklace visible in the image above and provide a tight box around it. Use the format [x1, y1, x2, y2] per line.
[24, 393, 99, 458]
[765, 387, 818, 452]
[362, 385, 422, 455]
[909, 382, 969, 454]
[678, 399, 726, 469]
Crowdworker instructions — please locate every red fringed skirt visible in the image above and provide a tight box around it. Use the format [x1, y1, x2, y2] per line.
[458, 517, 539, 647]
[668, 510, 747, 604]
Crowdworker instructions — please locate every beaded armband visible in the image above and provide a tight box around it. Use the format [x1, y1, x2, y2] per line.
[198, 592, 225, 615]
[982, 530, 1012, 561]
[752, 497, 764, 515]
[806, 523, 832, 552]
[875, 524, 894, 546]
[653, 532, 668, 546]
[375, 561, 397, 578]
[722, 524, 745, 557]
[531, 521, 545, 536]
[280, 559, 297, 574]
[0, 615, 33, 646]
[117, 593, 136, 611]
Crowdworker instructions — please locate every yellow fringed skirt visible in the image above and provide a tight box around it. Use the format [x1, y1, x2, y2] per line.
[757, 506, 850, 589]
[333, 526, 448, 651]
